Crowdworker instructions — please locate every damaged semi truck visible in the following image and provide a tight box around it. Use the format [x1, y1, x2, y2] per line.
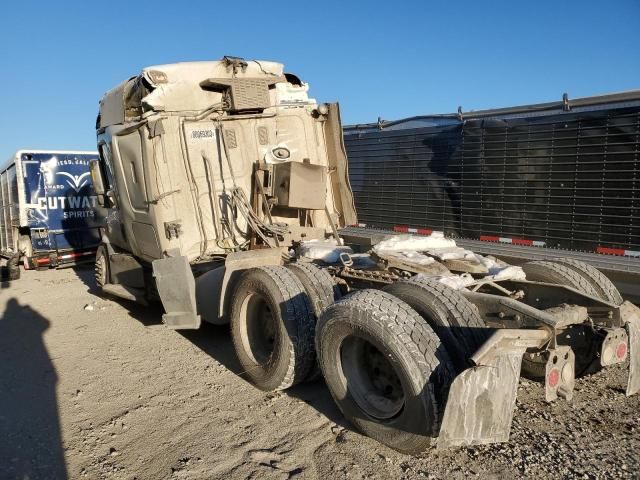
[91, 56, 640, 454]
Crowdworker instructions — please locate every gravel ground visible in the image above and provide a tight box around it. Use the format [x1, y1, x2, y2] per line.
[1, 267, 639, 479]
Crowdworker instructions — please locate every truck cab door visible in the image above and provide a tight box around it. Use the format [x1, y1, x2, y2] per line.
[97, 142, 127, 249]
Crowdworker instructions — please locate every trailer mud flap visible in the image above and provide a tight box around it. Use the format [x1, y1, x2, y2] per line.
[438, 329, 550, 448]
[621, 301, 640, 396]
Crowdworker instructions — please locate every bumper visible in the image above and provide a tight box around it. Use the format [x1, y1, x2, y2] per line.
[31, 249, 97, 269]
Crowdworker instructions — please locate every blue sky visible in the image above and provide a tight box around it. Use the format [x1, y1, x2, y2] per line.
[1, 0, 638, 159]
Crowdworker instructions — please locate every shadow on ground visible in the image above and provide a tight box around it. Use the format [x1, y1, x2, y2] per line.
[181, 323, 350, 429]
[0, 298, 68, 479]
[73, 265, 164, 326]
[75, 264, 351, 430]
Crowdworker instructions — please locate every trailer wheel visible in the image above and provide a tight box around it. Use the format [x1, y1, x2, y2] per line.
[521, 261, 602, 379]
[545, 259, 623, 305]
[316, 290, 455, 454]
[95, 245, 109, 288]
[384, 277, 488, 372]
[230, 266, 315, 391]
[287, 262, 341, 381]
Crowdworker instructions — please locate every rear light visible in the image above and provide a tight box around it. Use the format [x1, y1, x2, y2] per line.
[544, 346, 575, 402]
[561, 362, 574, 384]
[600, 328, 629, 366]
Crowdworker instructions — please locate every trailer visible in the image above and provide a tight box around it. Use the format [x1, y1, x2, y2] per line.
[342, 91, 640, 301]
[0, 150, 106, 278]
[90, 57, 640, 454]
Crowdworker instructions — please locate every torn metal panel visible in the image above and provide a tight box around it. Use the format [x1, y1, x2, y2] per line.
[99, 79, 129, 127]
[147, 119, 165, 138]
[99, 60, 287, 126]
[324, 103, 358, 227]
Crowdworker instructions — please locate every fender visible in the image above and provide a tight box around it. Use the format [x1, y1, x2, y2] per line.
[195, 248, 282, 325]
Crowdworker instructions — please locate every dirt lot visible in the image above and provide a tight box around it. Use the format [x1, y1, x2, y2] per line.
[1, 267, 639, 480]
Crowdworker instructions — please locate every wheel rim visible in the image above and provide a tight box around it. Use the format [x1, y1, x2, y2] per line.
[340, 336, 405, 420]
[239, 292, 277, 366]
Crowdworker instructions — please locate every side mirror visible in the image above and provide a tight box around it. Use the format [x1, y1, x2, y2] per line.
[106, 189, 118, 209]
[90, 159, 116, 208]
[89, 159, 106, 195]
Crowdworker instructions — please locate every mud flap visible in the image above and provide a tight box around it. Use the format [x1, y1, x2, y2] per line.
[152, 251, 201, 329]
[438, 329, 550, 448]
[621, 301, 640, 396]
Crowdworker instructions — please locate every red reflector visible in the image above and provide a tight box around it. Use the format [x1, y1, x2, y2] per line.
[512, 238, 533, 246]
[36, 258, 50, 264]
[548, 368, 560, 388]
[480, 235, 500, 242]
[616, 342, 628, 360]
[416, 228, 433, 235]
[597, 247, 626, 256]
[393, 226, 409, 233]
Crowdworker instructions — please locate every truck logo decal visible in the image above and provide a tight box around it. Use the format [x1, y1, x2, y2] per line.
[57, 171, 91, 192]
[37, 196, 98, 210]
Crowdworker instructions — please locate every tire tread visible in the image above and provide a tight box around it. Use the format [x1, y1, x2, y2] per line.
[393, 276, 489, 357]
[548, 258, 623, 305]
[521, 261, 600, 297]
[317, 290, 455, 452]
[231, 266, 316, 391]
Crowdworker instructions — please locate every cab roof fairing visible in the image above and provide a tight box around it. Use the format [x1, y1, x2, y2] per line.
[97, 59, 286, 129]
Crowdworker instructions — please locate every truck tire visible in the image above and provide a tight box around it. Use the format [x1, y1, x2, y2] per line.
[287, 263, 340, 317]
[230, 266, 316, 391]
[316, 289, 455, 454]
[521, 261, 600, 297]
[95, 245, 109, 288]
[3, 253, 21, 281]
[287, 262, 341, 381]
[520, 261, 602, 379]
[384, 277, 488, 372]
[546, 259, 623, 305]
